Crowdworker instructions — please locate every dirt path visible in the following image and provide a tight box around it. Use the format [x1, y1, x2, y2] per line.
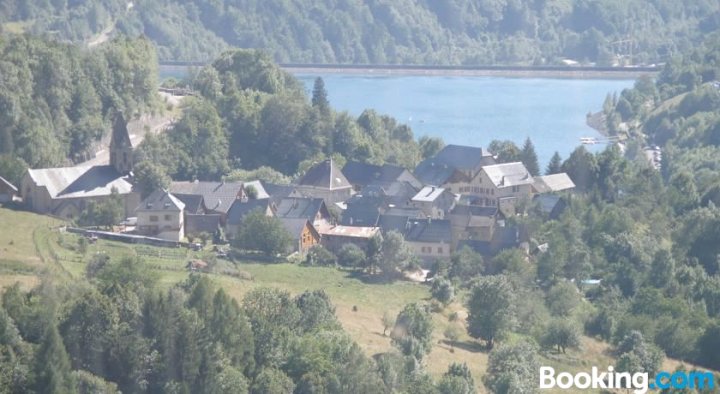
[86, 2, 134, 48]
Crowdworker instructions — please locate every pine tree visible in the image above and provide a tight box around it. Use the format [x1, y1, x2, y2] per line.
[521, 137, 540, 176]
[545, 151, 563, 175]
[311, 77, 330, 115]
[35, 324, 76, 393]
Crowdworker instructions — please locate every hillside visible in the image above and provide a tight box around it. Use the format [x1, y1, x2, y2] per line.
[1, 0, 719, 65]
[3, 206, 713, 393]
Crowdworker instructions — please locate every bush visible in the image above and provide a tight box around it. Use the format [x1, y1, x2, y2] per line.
[304, 245, 336, 266]
[431, 278, 455, 306]
[336, 243, 366, 268]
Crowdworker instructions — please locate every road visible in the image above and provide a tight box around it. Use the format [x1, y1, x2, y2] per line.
[78, 92, 183, 168]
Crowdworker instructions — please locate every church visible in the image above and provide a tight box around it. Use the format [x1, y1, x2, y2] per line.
[20, 113, 140, 220]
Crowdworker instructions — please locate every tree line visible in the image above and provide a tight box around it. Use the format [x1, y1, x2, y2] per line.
[2, 0, 719, 65]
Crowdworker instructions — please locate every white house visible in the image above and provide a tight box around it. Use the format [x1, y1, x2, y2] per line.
[135, 190, 185, 241]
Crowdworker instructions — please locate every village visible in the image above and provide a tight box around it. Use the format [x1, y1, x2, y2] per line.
[3, 113, 576, 268]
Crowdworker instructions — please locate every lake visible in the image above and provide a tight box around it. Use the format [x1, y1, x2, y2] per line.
[296, 74, 634, 167]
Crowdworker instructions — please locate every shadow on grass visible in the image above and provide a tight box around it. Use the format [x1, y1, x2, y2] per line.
[440, 339, 488, 354]
[343, 270, 400, 285]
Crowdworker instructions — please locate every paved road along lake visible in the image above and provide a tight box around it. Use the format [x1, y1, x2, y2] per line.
[297, 74, 634, 167]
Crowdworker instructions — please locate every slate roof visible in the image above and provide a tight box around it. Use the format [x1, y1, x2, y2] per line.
[413, 161, 466, 186]
[110, 112, 132, 149]
[450, 205, 498, 217]
[0, 176, 18, 192]
[262, 182, 301, 202]
[384, 207, 425, 218]
[532, 173, 575, 193]
[377, 214, 410, 235]
[275, 197, 327, 221]
[174, 194, 204, 214]
[358, 181, 419, 207]
[340, 196, 382, 226]
[482, 162, 534, 188]
[27, 165, 133, 199]
[279, 218, 319, 239]
[297, 159, 351, 190]
[533, 194, 567, 219]
[136, 190, 184, 212]
[170, 181, 244, 214]
[342, 161, 419, 187]
[185, 214, 221, 235]
[404, 219, 452, 243]
[433, 144, 494, 171]
[226, 199, 273, 226]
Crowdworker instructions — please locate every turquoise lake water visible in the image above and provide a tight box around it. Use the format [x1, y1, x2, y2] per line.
[296, 74, 634, 167]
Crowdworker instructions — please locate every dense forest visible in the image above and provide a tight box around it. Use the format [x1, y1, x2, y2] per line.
[0, 259, 480, 393]
[0, 34, 159, 185]
[1, 0, 720, 65]
[514, 32, 720, 373]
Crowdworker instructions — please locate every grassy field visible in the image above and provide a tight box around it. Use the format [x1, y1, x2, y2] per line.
[0, 206, 708, 392]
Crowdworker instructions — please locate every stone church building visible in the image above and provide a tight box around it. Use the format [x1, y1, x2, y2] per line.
[20, 113, 140, 220]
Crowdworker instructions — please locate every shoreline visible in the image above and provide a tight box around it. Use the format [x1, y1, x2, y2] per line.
[158, 63, 657, 80]
[284, 67, 654, 80]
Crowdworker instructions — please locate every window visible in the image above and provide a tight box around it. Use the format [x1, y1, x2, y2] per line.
[491, 189, 494, 195]
[149, 215, 159, 222]
[164, 215, 171, 221]
[511, 186, 519, 193]
[437, 247, 443, 254]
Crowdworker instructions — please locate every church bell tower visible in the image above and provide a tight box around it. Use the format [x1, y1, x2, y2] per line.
[109, 112, 133, 175]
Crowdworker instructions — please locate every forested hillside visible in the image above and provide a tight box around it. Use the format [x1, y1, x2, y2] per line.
[134, 49, 430, 187]
[1, 0, 719, 65]
[522, 32, 720, 372]
[0, 35, 159, 185]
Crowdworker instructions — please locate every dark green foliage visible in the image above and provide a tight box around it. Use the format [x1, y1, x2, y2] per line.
[336, 243, 366, 269]
[488, 140, 521, 163]
[430, 278, 454, 306]
[303, 245, 336, 267]
[295, 290, 339, 333]
[438, 363, 475, 394]
[133, 161, 171, 198]
[311, 77, 329, 115]
[541, 319, 580, 353]
[251, 368, 295, 394]
[233, 210, 292, 256]
[391, 303, 434, 360]
[0, 35, 159, 168]
[483, 340, 539, 394]
[448, 247, 484, 282]
[616, 331, 664, 376]
[545, 282, 580, 317]
[520, 137, 540, 176]
[466, 275, 515, 349]
[545, 152, 562, 175]
[380, 230, 412, 278]
[34, 324, 76, 394]
[561, 146, 598, 192]
[146, 49, 423, 178]
[6, 1, 714, 66]
[419, 136, 445, 160]
[78, 187, 124, 228]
